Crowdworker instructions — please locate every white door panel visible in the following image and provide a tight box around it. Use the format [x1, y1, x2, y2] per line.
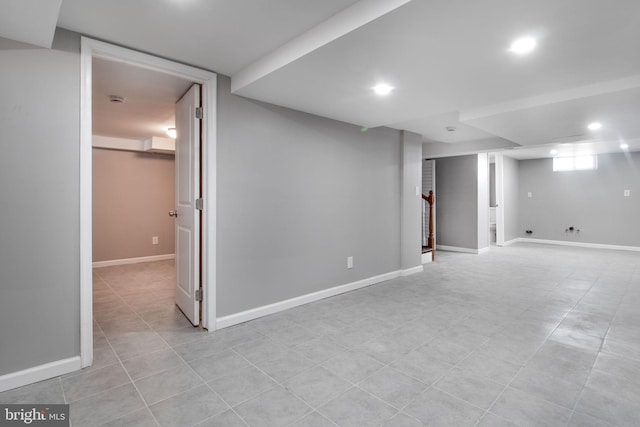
[174, 84, 201, 326]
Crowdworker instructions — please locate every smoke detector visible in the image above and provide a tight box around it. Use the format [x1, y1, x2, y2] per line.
[109, 95, 125, 104]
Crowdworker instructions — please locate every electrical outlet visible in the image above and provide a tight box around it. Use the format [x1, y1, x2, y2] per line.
[152, 236, 159, 245]
[527, 192, 532, 198]
[624, 189, 631, 197]
[347, 256, 353, 269]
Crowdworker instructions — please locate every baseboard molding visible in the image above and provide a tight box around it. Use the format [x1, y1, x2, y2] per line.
[217, 269, 408, 329]
[499, 238, 519, 247]
[437, 245, 482, 254]
[421, 252, 433, 264]
[478, 246, 490, 254]
[402, 265, 424, 276]
[0, 357, 81, 393]
[516, 238, 640, 252]
[92, 254, 175, 268]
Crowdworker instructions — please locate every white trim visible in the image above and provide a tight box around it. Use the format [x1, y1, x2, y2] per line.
[0, 357, 81, 393]
[495, 154, 505, 247]
[79, 38, 93, 369]
[80, 38, 218, 374]
[478, 246, 490, 254]
[201, 74, 217, 331]
[216, 270, 403, 329]
[516, 238, 640, 252]
[501, 238, 519, 247]
[437, 245, 482, 254]
[421, 252, 433, 264]
[92, 254, 175, 268]
[402, 265, 424, 276]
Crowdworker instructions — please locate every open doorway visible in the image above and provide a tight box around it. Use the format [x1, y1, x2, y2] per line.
[489, 154, 497, 245]
[79, 38, 217, 368]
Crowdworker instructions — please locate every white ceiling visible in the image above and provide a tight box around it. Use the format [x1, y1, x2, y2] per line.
[13, 0, 640, 158]
[92, 57, 192, 140]
[0, 0, 61, 48]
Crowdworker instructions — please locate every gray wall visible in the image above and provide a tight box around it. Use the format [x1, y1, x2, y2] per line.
[519, 152, 640, 246]
[401, 131, 423, 269]
[92, 149, 175, 262]
[477, 153, 489, 250]
[502, 156, 520, 242]
[217, 75, 404, 317]
[0, 30, 423, 381]
[434, 155, 479, 249]
[0, 29, 80, 375]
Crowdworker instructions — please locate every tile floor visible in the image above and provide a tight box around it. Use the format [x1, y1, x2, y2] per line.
[2, 243, 640, 426]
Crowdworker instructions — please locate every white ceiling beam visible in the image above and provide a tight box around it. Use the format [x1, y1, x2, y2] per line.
[0, 0, 62, 48]
[460, 74, 640, 122]
[231, 0, 413, 93]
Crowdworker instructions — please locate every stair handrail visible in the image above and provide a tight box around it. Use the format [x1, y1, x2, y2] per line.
[422, 191, 435, 261]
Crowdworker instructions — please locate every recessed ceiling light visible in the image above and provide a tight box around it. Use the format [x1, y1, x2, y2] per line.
[509, 37, 536, 54]
[373, 84, 393, 96]
[166, 127, 177, 139]
[550, 149, 558, 155]
[587, 122, 602, 131]
[620, 143, 629, 149]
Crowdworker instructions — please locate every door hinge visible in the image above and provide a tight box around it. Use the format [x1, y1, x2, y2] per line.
[195, 288, 203, 302]
[195, 198, 204, 210]
[195, 107, 203, 119]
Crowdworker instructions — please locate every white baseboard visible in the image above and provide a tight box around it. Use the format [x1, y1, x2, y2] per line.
[402, 265, 424, 276]
[92, 254, 175, 268]
[421, 252, 433, 264]
[478, 246, 490, 254]
[516, 238, 640, 252]
[216, 269, 407, 329]
[499, 238, 519, 247]
[437, 245, 482, 254]
[0, 357, 81, 393]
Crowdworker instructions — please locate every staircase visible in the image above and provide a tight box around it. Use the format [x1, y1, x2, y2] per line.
[422, 191, 435, 261]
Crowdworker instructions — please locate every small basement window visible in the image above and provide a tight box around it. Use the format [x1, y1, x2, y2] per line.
[553, 155, 597, 172]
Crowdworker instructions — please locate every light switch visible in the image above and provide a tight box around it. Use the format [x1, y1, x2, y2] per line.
[527, 192, 532, 198]
[415, 186, 420, 196]
[624, 189, 631, 197]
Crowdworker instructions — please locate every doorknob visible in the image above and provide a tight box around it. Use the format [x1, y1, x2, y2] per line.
[169, 210, 178, 217]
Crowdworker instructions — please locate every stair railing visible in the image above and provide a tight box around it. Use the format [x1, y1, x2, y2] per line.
[422, 191, 435, 261]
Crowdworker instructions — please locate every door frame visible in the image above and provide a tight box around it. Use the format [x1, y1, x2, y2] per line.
[495, 153, 505, 246]
[79, 37, 217, 368]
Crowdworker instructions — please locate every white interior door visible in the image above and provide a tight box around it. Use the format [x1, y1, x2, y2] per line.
[174, 84, 201, 325]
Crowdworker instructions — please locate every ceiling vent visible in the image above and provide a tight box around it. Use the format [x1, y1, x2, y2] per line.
[109, 95, 125, 104]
